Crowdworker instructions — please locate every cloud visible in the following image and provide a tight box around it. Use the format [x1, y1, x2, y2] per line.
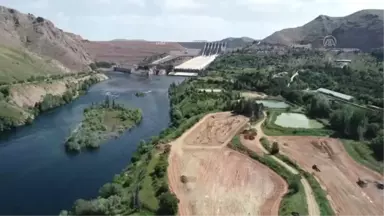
[162, 0, 205, 11]
[29, 0, 49, 9]
[0, 0, 382, 41]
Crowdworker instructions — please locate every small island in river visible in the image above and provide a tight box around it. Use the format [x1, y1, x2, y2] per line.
[65, 97, 142, 152]
[135, 91, 146, 97]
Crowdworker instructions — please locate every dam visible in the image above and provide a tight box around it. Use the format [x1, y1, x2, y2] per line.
[170, 42, 227, 76]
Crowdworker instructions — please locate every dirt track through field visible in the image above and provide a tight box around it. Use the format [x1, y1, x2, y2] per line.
[275, 136, 384, 216]
[167, 112, 288, 215]
[241, 114, 321, 216]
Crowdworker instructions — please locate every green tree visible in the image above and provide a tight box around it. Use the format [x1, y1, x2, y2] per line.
[73, 199, 106, 215]
[307, 94, 330, 118]
[99, 183, 123, 198]
[271, 141, 280, 155]
[156, 192, 179, 215]
[89, 63, 97, 70]
[349, 110, 368, 140]
[370, 131, 384, 161]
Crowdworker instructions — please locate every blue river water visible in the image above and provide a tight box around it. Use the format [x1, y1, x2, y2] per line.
[0, 72, 184, 214]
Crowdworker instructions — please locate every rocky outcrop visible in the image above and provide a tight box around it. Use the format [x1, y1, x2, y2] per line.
[0, 6, 93, 72]
[263, 10, 384, 51]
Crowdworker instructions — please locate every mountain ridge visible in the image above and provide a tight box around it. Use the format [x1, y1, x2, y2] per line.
[262, 9, 384, 51]
[0, 5, 93, 73]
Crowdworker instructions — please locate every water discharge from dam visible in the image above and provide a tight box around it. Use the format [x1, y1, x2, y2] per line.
[0, 72, 184, 214]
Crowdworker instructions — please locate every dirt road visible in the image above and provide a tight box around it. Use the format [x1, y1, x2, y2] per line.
[242, 114, 321, 216]
[167, 112, 288, 215]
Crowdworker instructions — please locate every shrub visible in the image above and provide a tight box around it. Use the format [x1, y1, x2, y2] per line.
[260, 137, 271, 152]
[0, 87, 10, 98]
[180, 175, 188, 183]
[99, 183, 123, 198]
[130, 152, 140, 163]
[153, 159, 167, 178]
[36, 16, 45, 23]
[89, 63, 97, 70]
[156, 183, 169, 196]
[65, 140, 81, 152]
[271, 141, 280, 155]
[73, 199, 106, 215]
[156, 192, 179, 215]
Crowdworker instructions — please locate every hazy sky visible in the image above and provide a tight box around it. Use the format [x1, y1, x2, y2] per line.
[0, 0, 382, 41]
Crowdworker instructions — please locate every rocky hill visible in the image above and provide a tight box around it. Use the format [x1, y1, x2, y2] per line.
[263, 9, 384, 51]
[0, 6, 92, 73]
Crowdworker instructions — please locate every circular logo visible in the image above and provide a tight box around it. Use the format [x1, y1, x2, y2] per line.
[323, 35, 337, 48]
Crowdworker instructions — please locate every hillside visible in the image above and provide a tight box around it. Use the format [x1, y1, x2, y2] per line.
[179, 37, 256, 50]
[220, 37, 256, 49]
[0, 45, 64, 84]
[263, 9, 384, 51]
[84, 40, 185, 66]
[0, 6, 92, 74]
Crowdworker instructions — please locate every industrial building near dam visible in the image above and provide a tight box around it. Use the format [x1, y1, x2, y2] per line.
[124, 42, 228, 77]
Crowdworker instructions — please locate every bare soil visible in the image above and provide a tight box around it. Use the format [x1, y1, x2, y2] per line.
[274, 136, 384, 216]
[167, 112, 287, 215]
[84, 41, 185, 65]
[184, 113, 245, 147]
[243, 114, 321, 216]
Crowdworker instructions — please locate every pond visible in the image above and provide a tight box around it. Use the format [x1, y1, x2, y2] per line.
[256, 100, 290, 109]
[274, 113, 324, 128]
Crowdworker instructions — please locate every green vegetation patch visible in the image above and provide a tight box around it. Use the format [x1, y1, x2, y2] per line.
[135, 92, 146, 97]
[65, 97, 142, 152]
[342, 140, 384, 173]
[0, 101, 27, 131]
[0, 46, 62, 84]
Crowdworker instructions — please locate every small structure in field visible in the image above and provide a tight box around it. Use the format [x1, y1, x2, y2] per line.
[316, 88, 354, 102]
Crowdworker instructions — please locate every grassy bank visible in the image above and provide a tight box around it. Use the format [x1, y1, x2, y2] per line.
[0, 46, 62, 84]
[230, 136, 308, 216]
[65, 98, 142, 152]
[262, 110, 332, 136]
[342, 140, 384, 173]
[0, 74, 104, 133]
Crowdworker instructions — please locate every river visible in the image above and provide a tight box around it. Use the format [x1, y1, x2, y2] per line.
[0, 72, 184, 215]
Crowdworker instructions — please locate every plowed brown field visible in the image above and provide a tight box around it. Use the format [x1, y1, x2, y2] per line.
[167, 112, 288, 215]
[274, 136, 384, 216]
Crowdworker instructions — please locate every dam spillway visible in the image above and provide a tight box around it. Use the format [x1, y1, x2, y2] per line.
[172, 42, 226, 74]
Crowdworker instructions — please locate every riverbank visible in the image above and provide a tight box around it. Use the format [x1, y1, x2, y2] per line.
[0, 74, 182, 215]
[65, 99, 142, 152]
[0, 73, 108, 132]
[60, 77, 240, 215]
